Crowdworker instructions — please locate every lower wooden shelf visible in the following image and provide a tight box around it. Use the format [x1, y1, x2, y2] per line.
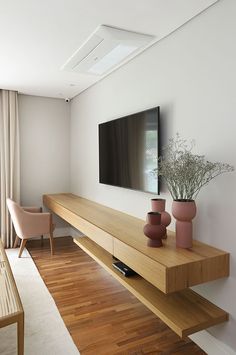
[74, 236, 228, 339]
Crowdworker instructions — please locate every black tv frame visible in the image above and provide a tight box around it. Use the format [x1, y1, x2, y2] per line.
[98, 106, 160, 194]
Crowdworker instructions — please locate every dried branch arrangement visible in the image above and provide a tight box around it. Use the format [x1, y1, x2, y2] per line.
[157, 134, 234, 200]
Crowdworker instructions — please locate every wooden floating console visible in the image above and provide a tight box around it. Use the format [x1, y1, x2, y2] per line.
[43, 193, 229, 337]
[74, 237, 228, 338]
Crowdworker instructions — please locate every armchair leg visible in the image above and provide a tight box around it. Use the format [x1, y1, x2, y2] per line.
[49, 232, 54, 255]
[41, 235, 44, 246]
[14, 236, 20, 248]
[18, 240, 27, 258]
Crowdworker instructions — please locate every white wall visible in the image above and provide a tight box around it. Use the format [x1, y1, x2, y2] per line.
[70, 0, 236, 351]
[19, 94, 71, 234]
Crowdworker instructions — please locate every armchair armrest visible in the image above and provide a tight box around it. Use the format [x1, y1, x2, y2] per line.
[22, 206, 42, 213]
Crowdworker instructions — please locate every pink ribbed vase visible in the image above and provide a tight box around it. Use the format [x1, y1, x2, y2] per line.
[151, 198, 171, 239]
[143, 212, 166, 248]
[172, 200, 197, 249]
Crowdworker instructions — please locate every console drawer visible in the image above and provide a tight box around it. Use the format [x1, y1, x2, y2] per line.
[73, 214, 114, 254]
[113, 239, 166, 293]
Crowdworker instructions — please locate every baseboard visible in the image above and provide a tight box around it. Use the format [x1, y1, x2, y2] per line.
[33, 227, 71, 239]
[190, 331, 236, 355]
[69, 226, 85, 238]
[54, 227, 71, 238]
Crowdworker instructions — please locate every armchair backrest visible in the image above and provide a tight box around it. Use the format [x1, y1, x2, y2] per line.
[6, 198, 25, 238]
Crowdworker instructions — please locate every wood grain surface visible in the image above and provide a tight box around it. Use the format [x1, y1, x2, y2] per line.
[43, 193, 229, 293]
[27, 237, 206, 355]
[75, 236, 228, 338]
[0, 240, 24, 355]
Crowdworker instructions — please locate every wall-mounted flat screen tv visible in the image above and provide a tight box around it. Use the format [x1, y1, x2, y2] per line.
[99, 107, 160, 194]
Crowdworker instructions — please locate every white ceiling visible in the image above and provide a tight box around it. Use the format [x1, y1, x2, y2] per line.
[0, 0, 217, 99]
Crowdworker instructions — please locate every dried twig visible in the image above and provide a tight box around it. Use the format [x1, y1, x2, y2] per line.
[156, 134, 234, 200]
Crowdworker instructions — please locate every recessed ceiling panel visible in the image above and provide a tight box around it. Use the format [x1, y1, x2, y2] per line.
[61, 25, 155, 76]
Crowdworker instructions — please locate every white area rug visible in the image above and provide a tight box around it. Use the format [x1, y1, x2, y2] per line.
[0, 248, 80, 355]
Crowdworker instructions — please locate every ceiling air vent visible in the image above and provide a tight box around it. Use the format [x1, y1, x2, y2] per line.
[61, 25, 155, 76]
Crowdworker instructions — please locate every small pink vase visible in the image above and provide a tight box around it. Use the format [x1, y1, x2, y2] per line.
[172, 200, 197, 249]
[151, 198, 171, 239]
[143, 212, 166, 248]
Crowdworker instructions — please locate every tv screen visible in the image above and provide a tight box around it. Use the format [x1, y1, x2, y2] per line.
[99, 107, 160, 194]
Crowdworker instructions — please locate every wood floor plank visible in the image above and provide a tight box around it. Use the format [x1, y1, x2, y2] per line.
[27, 237, 206, 355]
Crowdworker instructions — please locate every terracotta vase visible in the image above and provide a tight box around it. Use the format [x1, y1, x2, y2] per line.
[143, 212, 166, 247]
[151, 198, 171, 239]
[172, 200, 197, 249]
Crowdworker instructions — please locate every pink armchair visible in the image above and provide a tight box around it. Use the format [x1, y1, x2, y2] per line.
[6, 198, 54, 258]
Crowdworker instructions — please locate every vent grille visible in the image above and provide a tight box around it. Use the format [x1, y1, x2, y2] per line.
[61, 25, 155, 76]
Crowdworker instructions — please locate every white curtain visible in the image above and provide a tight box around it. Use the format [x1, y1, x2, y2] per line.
[0, 90, 20, 248]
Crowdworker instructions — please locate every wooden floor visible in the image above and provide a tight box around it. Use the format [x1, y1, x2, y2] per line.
[27, 237, 206, 355]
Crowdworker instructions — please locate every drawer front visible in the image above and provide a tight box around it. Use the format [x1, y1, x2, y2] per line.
[73, 215, 113, 254]
[45, 198, 113, 253]
[113, 239, 166, 293]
